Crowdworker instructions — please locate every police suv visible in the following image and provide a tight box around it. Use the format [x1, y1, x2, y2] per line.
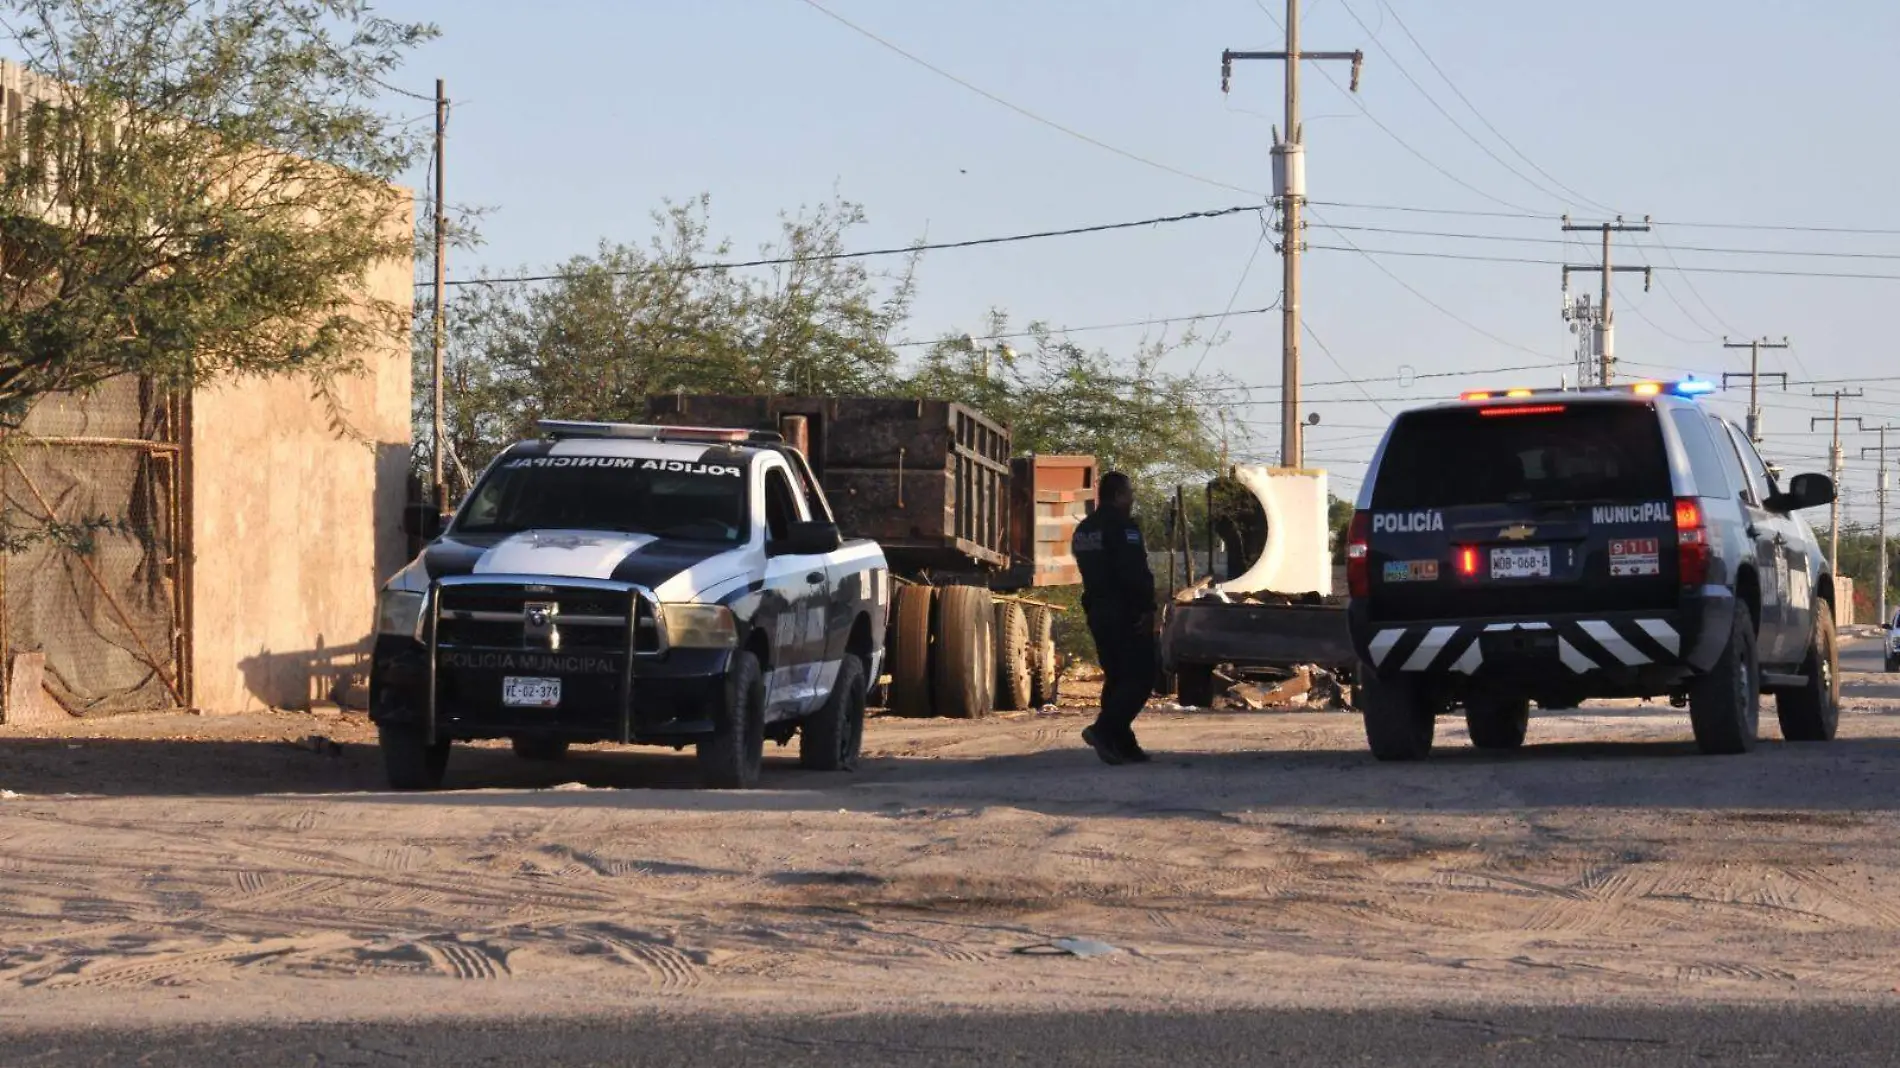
[371, 421, 889, 790]
[1346, 379, 1839, 759]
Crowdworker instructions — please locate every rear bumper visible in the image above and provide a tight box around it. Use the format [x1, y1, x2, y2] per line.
[369, 635, 730, 744]
[1347, 589, 1736, 694]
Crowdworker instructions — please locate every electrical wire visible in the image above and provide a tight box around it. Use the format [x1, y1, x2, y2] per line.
[889, 304, 1282, 349]
[1308, 198, 1900, 236]
[1186, 224, 1272, 378]
[1248, 0, 1539, 214]
[799, 0, 1265, 198]
[1304, 243, 1900, 281]
[429, 203, 1264, 288]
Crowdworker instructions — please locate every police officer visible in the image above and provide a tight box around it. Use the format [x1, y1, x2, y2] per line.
[1071, 470, 1156, 765]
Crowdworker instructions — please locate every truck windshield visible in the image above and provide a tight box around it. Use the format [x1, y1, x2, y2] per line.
[1372, 404, 1671, 509]
[453, 456, 750, 544]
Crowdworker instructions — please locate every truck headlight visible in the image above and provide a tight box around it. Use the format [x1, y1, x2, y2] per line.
[377, 590, 426, 641]
[661, 603, 738, 649]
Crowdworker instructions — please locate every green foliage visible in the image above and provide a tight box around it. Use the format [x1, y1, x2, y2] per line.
[1821, 526, 1898, 623]
[0, 0, 432, 425]
[422, 195, 918, 492]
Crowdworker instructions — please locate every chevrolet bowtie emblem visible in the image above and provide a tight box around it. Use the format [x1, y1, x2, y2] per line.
[1499, 524, 1537, 541]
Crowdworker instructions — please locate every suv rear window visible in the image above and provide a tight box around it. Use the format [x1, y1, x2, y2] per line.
[1372, 403, 1672, 509]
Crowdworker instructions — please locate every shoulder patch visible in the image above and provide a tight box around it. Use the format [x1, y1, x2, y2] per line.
[1125, 528, 1142, 544]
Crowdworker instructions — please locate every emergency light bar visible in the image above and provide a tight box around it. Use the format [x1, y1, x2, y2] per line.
[1459, 378, 1715, 403]
[536, 420, 784, 444]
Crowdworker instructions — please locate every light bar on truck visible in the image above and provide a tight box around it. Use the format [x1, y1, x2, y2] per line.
[1459, 378, 1716, 403]
[536, 420, 784, 444]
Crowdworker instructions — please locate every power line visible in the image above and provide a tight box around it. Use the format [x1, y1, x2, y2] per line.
[1186, 226, 1272, 378]
[1334, 0, 1576, 211]
[891, 303, 1281, 349]
[799, 0, 1264, 198]
[1302, 319, 1392, 417]
[431, 203, 1264, 289]
[1307, 198, 1900, 236]
[1301, 205, 1565, 361]
[1249, 0, 1538, 214]
[1372, 0, 1619, 215]
[1305, 242, 1900, 281]
[1310, 222, 1900, 262]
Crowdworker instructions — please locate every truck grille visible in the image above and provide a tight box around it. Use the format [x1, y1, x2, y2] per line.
[433, 582, 661, 654]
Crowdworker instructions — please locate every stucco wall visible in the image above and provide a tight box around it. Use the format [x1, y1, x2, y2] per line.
[188, 207, 414, 712]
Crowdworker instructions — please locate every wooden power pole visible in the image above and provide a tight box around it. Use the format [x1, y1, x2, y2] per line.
[1864, 426, 1898, 631]
[1720, 336, 1789, 445]
[1813, 389, 1865, 577]
[431, 79, 449, 514]
[1560, 216, 1651, 385]
[1222, 2, 1362, 469]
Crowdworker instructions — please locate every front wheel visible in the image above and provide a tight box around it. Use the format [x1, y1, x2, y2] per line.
[380, 725, 449, 791]
[1689, 605, 1760, 755]
[698, 650, 766, 788]
[1775, 608, 1840, 742]
[1360, 668, 1436, 761]
[800, 655, 867, 771]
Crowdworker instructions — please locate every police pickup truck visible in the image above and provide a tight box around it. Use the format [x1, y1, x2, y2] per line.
[370, 421, 889, 790]
[1347, 379, 1839, 759]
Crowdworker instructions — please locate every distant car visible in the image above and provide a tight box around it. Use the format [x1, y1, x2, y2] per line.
[1346, 379, 1839, 759]
[1887, 609, 1899, 674]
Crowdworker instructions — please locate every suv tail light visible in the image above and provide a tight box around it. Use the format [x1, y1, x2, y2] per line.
[1676, 497, 1710, 586]
[1346, 510, 1371, 598]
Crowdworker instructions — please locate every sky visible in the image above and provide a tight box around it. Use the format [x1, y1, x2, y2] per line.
[372, 0, 1900, 522]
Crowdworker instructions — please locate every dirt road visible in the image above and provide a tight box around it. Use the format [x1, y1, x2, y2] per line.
[2, 642, 1897, 1028]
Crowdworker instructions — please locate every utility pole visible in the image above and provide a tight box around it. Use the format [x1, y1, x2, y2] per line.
[1863, 426, 1898, 631]
[1720, 336, 1790, 445]
[1812, 389, 1865, 577]
[431, 79, 449, 514]
[1560, 215, 1652, 385]
[1222, 3, 1363, 469]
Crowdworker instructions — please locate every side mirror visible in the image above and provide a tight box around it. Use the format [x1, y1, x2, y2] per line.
[402, 503, 446, 540]
[1768, 472, 1835, 513]
[773, 520, 841, 556]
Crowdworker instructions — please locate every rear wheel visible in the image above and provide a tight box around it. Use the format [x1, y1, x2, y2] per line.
[1360, 669, 1436, 762]
[1464, 695, 1530, 751]
[1690, 605, 1760, 755]
[698, 650, 766, 788]
[800, 655, 867, 771]
[934, 586, 995, 719]
[511, 737, 569, 761]
[994, 602, 1033, 712]
[888, 585, 936, 718]
[1026, 606, 1060, 706]
[1176, 663, 1217, 709]
[380, 725, 449, 791]
[1776, 608, 1840, 741]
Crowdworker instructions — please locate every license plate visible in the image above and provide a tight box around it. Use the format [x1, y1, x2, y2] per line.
[502, 676, 561, 708]
[1490, 545, 1551, 579]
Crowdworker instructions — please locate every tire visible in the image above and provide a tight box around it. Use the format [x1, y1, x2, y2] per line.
[994, 602, 1033, 712]
[888, 585, 936, 718]
[1464, 695, 1530, 751]
[698, 649, 766, 788]
[511, 737, 569, 761]
[1176, 663, 1217, 709]
[380, 725, 449, 791]
[1889, 656, 1899, 674]
[800, 655, 867, 771]
[1359, 668, 1435, 762]
[1027, 606, 1060, 706]
[1776, 607, 1840, 742]
[1689, 604, 1760, 755]
[934, 585, 995, 720]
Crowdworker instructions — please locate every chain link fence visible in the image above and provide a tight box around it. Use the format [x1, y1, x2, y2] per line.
[3, 377, 185, 717]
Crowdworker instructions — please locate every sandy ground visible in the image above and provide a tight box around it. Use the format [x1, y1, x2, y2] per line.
[2, 642, 1899, 1028]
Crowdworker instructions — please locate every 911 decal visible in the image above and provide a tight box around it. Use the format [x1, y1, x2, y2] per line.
[1608, 538, 1660, 577]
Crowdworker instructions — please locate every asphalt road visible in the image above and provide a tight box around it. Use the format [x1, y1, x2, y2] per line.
[12, 1006, 1900, 1067]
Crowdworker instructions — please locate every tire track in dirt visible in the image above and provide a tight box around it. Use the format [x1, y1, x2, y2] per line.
[418, 937, 510, 980]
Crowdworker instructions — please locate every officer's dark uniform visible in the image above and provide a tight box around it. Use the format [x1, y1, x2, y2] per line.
[1071, 503, 1156, 751]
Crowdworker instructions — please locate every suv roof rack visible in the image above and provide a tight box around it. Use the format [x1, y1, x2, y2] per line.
[536, 420, 784, 445]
